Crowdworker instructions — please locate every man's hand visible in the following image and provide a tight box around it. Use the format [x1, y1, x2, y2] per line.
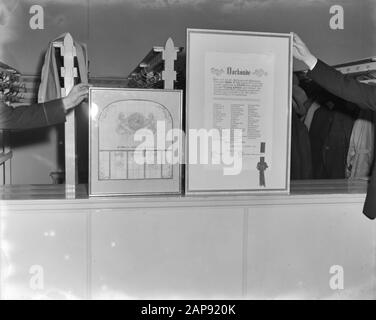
[62, 83, 90, 112]
[292, 33, 318, 70]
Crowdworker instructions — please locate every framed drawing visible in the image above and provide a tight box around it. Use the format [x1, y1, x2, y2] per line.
[186, 29, 292, 195]
[89, 88, 183, 196]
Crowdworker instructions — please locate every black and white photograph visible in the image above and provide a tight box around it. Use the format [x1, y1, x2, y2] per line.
[1, 0, 376, 307]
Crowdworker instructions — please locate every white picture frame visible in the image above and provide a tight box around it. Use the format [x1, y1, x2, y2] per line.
[185, 29, 293, 195]
[89, 87, 183, 197]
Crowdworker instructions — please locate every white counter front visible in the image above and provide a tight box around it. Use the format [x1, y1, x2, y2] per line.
[0, 181, 374, 300]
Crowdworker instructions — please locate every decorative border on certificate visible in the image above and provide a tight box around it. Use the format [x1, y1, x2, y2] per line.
[185, 29, 292, 195]
[89, 88, 183, 197]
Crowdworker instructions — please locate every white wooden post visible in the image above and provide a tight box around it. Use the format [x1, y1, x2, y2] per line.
[0, 132, 12, 185]
[161, 38, 179, 90]
[55, 33, 78, 198]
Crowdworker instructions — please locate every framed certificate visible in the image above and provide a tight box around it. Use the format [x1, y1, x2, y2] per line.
[186, 29, 292, 194]
[89, 88, 183, 196]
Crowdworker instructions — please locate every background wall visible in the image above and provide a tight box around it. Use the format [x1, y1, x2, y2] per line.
[1, 0, 376, 183]
[1, 0, 376, 77]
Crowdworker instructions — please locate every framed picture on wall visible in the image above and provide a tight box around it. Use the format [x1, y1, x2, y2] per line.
[185, 29, 293, 195]
[89, 88, 183, 196]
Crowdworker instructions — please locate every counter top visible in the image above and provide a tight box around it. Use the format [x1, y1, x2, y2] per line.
[0, 179, 368, 212]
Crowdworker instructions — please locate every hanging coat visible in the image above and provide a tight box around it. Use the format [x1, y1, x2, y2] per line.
[37, 33, 89, 183]
[291, 110, 313, 180]
[309, 106, 354, 179]
[38, 33, 88, 103]
[346, 110, 374, 179]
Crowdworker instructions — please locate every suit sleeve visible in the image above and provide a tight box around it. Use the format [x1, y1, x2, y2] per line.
[0, 99, 66, 130]
[307, 59, 376, 111]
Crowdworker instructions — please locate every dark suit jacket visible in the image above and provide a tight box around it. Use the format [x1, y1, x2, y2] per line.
[291, 110, 313, 180]
[309, 106, 354, 179]
[308, 60, 376, 220]
[0, 99, 66, 130]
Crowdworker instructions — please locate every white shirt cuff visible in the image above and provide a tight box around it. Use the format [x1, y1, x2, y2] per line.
[308, 57, 318, 71]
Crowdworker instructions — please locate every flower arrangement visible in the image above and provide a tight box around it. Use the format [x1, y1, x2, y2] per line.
[0, 62, 26, 106]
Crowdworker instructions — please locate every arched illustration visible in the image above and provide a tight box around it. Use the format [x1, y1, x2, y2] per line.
[97, 99, 174, 181]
